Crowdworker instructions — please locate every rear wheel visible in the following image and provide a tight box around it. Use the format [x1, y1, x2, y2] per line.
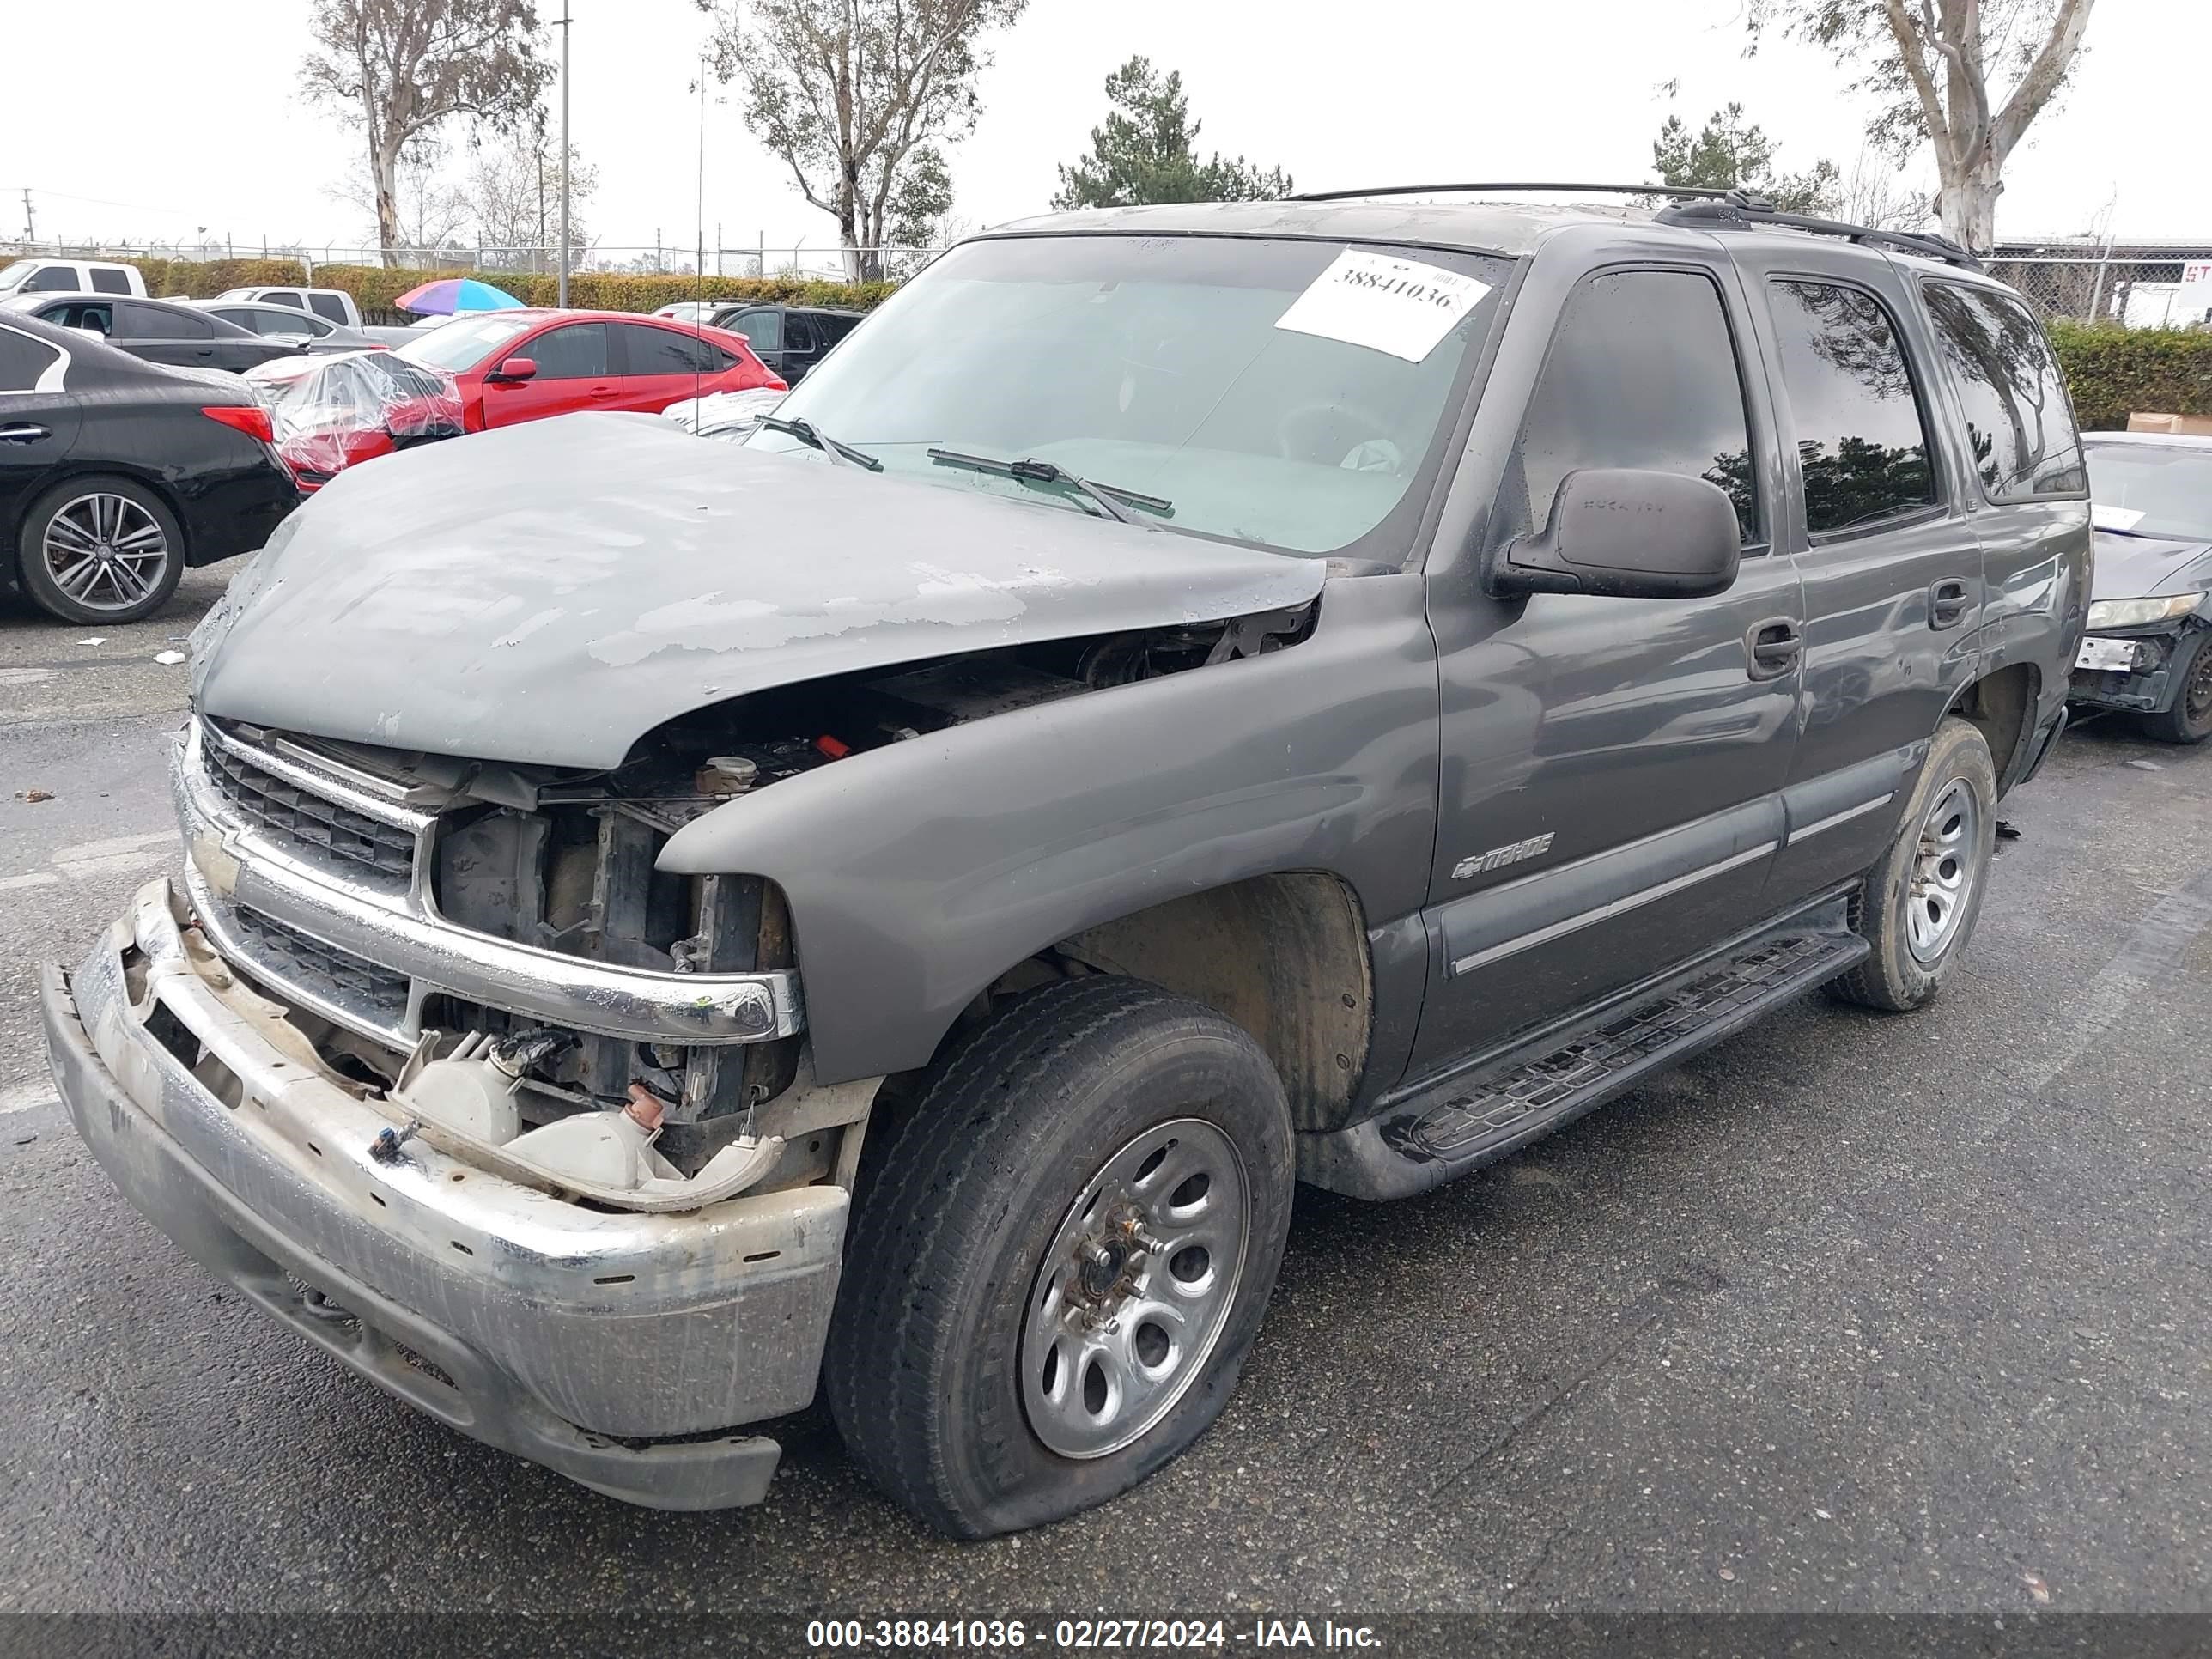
[1832, 716, 1997, 1012]
[17, 476, 184, 625]
[2139, 631, 2212, 745]
[824, 975, 1296, 1538]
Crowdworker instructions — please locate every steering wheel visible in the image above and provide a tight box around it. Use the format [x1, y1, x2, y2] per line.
[1274, 400, 1404, 473]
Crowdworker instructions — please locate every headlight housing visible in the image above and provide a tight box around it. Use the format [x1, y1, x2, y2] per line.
[2085, 592, 2206, 631]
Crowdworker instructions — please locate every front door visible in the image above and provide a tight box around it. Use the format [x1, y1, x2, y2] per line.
[480, 321, 617, 428]
[1411, 259, 1805, 1079]
[1724, 248, 1989, 902]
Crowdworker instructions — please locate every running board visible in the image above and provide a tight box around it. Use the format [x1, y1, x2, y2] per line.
[1300, 902, 1869, 1200]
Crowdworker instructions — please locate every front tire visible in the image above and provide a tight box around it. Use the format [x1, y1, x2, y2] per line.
[1832, 715, 1997, 1012]
[17, 476, 185, 625]
[2140, 630, 2212, 745]
[824, 975, 1296, 1538]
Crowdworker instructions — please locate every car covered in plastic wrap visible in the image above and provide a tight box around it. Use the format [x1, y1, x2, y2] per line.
[245, 350, 465, 492]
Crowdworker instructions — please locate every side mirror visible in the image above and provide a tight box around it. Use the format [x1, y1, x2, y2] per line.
[1488, 468, 1742, 600]
[492, 356, 538, 382]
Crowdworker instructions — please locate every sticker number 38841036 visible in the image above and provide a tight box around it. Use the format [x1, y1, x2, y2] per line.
[1273, 248, 1492, 364]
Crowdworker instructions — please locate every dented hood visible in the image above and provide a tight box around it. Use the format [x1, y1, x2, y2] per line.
[193, 413, 1324, 769]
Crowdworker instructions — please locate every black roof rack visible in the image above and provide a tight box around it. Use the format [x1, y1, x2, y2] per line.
[1287, 181, 1759, 204]
[1653, 198, 1984, 271]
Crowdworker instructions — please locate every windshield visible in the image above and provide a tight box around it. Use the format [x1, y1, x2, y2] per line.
[754, 234, 1510, 556]
[398, 313, 532, 371]
[0, 261, 34, 293]
[2086, 442, 2212, 541]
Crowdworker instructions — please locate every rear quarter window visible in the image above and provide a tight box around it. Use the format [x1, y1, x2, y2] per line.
[0, 326, 64, 392]
[1922, 283, 2084, 501]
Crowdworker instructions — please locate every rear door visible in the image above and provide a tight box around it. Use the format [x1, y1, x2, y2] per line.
[1412, 256, 1806, 1076]
[0, 325, 81, 552]
[479, 320, 616, 427]
[611, 320, 718, 410]
[1725, 244, 1987, 902]
[722, 307, 785, 380]
[112, 300, 270, 371]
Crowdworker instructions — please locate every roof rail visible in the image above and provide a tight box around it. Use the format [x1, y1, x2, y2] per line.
[1653, 198, 1984, 271]
[1286, 182, 1765, 204]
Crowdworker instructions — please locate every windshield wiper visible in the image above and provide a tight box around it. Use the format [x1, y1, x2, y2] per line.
[927, 448, 1171, 527]
[758, 414, 881, 471]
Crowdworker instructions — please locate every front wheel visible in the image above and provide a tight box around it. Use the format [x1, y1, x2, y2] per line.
[2139, 630, 2212, 745]
[1831, 715, 1997, 1012]
[824, 975, 1296, 1538]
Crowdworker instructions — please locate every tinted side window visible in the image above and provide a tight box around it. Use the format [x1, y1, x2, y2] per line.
[121, 301, 214, 338]
[815, 314, 860, 346]
[527, 323, 608, 379]
[262, 290, 305, 309]
[307, 293, 349, 325]
[785, 313, 817, 352]
[1506, 268, 1759, 545]
[1767, 281, 1937, 536]
[0, 326, 63, 392]
[24, 266, 79, 292]
[619, 323, 715, 375]
[1923, 283, 2084, 500]
[90, 267, 133, 295]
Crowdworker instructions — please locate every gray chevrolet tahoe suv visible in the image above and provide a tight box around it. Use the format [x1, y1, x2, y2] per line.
[40, 186, 2087, 1538]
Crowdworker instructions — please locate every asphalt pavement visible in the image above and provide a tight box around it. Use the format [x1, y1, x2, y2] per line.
[2, 568, 2208, 1620]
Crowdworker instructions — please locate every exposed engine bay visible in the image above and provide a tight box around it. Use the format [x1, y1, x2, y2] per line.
[205, 611, 1312, 1212]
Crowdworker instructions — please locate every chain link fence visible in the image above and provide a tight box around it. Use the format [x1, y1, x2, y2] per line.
[2, 239, 944, 283]
[1987, 252, 2212, 329]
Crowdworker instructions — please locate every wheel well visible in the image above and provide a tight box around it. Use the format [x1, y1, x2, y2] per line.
[1948, 664, 2037, 794]
[969, 873, 1375, 1135]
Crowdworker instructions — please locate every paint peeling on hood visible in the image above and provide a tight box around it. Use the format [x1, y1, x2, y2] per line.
[192, 412, 1326, 769]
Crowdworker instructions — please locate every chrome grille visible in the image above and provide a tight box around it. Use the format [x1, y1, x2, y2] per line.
[228, 905, 411, 1030]
[202, 733, 417, 880]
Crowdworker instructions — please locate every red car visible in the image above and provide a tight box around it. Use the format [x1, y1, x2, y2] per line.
[245, 350, 465, 493]
[393, 308, 785, 431]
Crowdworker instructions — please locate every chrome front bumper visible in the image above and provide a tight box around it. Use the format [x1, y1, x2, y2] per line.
[43, 878, 849, 1510]
[176, 717, 804, 1048]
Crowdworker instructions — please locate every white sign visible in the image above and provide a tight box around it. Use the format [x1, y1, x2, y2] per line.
[2092, 502, 2145, 532]
[2181, 261, 2212, 292]
[1274, 250, 1491, 363]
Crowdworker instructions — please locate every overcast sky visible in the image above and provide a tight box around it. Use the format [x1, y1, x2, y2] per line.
[3, 0, 2205, 266]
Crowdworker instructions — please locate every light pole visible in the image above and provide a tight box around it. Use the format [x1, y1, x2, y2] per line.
[557, 0, 572, 307]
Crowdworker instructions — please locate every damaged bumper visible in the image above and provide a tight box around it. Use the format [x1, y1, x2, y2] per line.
[42, 878, 848, 1510]
[2068, 626, 2199, 714]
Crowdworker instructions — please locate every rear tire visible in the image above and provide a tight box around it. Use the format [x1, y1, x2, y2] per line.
[824, 975, 1296, 1538]
[1832, 716, 1997, 1012]
[2138, 631, 2212, 745]
[17, 476, 185, 626]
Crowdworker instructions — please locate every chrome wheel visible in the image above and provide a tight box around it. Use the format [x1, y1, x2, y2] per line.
[1904, 776, 1981, 964]
[1021, 1117, 1250, 1461]
[41, 492, 170, 614]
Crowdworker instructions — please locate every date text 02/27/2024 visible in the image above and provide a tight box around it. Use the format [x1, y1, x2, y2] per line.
[804, 1619, 1384, 1650]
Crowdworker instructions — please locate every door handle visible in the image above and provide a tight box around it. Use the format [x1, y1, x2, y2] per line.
[1929, 578, 1972, 629]
[0, 422, 51, 444]
[1745, 617, 1803, 681]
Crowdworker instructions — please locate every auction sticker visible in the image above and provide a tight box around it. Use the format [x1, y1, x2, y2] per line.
[1274, 249, 1491, 362]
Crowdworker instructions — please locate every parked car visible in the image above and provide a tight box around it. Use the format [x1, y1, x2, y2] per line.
[394, 307, 783, 429]
[703, 301, 865, 384]
[244, 350, 464, 493]
[43, 190, 2083, 1537]
[2069, 431, 2212, 742]
[653, 301, 720, 323]
[212, 285, 364, 330]
[0, 311, 295, 623]
[362, 313, 460, 349]
[0, 258, 146, 298]
[188, 300, 386, 356]
[663, 384, 785, 440]
[0, 293, 295, 374]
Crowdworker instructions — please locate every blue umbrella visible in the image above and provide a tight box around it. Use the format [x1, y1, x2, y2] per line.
[393, 276, 526, 316]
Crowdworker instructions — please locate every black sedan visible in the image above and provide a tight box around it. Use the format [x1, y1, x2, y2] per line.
[0, 292, 295, 374]
[0, 310, 297, 624]
[188, 299, 387, 356]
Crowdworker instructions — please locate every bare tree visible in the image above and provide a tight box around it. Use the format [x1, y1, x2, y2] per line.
[701, 0, 1028, 283]
[1841, 145, 1931, 230]
[303, 0, 552, 266]
[331, 142, 473, 262]
[1749, 0, 2097, 252]
[465, 118, 598, 270]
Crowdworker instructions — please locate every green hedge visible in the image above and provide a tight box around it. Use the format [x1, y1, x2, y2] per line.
[2048, 323, 2212, 432]
[123, 256, 892, 316]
